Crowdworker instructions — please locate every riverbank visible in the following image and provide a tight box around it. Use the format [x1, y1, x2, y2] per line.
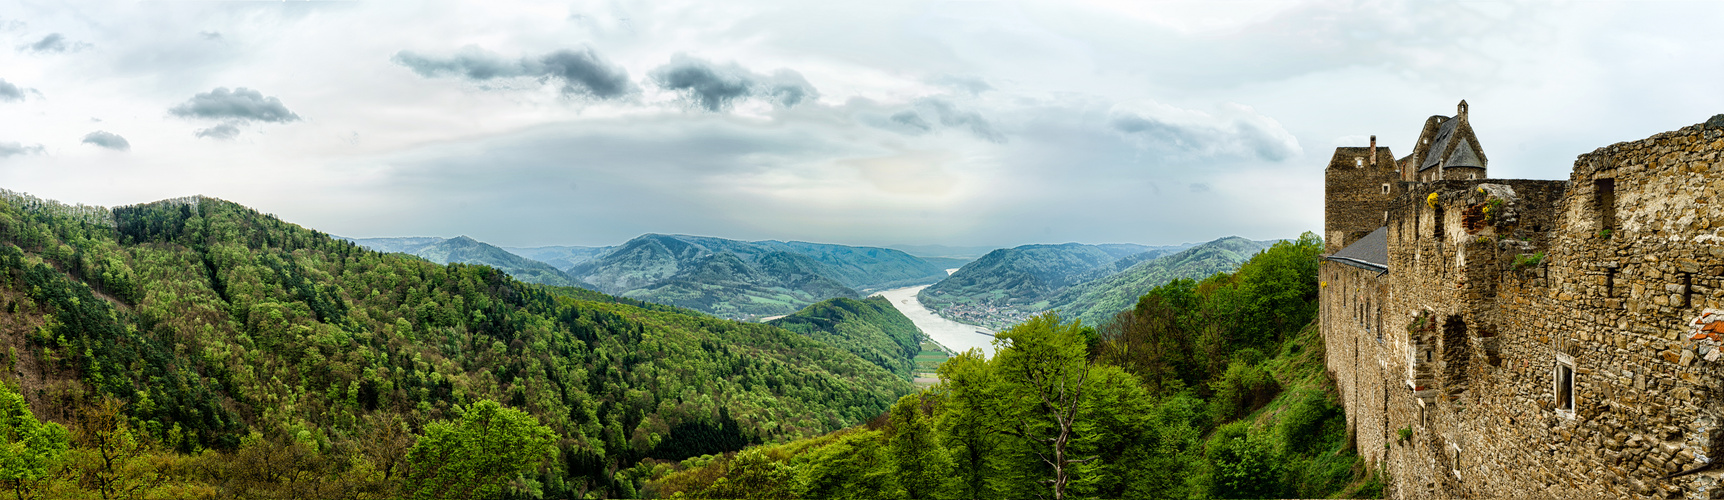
[873, 284, 996, 357]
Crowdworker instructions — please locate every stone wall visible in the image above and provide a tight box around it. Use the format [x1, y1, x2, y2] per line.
[1323, 117, 1724, 499]
[1327, 146, 1400, 253]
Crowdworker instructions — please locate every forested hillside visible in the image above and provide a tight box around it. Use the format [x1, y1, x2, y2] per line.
[344, 235, 588, 288]
[1048, 236, 1271, 326]
[647, 233, 1385, 499]
[768, 296, 924, 380]
[567, 234, 947, 320]
[917, 243, 1122, 314]
[0, 192, 914, 498]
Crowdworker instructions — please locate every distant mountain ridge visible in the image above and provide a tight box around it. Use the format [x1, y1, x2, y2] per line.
[342, 235, 587, 288]
[1047, 236, 1274, 325]
[565, 234, 951, 319]
[916, 239, 1260, 328]
[501, 245, 615, 270]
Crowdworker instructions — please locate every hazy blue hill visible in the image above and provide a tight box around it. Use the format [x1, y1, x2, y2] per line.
[344, 235, 586, 288]
[502, 244, 615, 270]
[917, 243, 1122, 312]
[920, 256, 975, 271]
[567, 234, 946, 319]
[768, 296, 924, 379]
[757, 240, 947, 291]
[884, 244, 1001, 260]
[1094, 243, 1153, 259]
[622, 252, 861, 319]
[1048, 236, 1273, 326]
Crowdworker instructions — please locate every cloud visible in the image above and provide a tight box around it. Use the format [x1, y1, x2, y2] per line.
[649, 55, 819, 111]
[24, 33, 66, 53]
[169, 87, 300, 123]
[537, 48, 635, 99]
[199, 31, 222, 40]
[391, 45, 634, 99]
[889, 110, 932, 132]
[195, 122, 242, 140]
[81, 131, 129, 151]
[0, 142, 44, 158]
[929, 75, 994, 95]
[917, 98, 1005, 143]
[0, 79, 22, 102]
[1108, 102, 1300, 161]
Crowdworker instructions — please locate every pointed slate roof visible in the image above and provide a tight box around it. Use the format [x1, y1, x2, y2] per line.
[1419, 118, 1462, 171]
[1443, 140, 1484, 169]
[1326, 226, 1388, 272]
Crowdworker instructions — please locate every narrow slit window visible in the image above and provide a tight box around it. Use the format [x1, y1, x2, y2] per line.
[1433, 206, 1445, 241]
[1683, 273, 1694, 308]
[1605, 268, 1617, 298]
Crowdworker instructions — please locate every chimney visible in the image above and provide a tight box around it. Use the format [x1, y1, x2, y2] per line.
[1369, 135, 1377, 165]
[1457, 99, 1469, 119]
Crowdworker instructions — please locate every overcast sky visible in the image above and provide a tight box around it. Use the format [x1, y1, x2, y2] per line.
[1, 1, 1721, 248]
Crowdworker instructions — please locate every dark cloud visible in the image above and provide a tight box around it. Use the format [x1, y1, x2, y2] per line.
[81, 131, 129, 151]
[0, 79, 21, 102]
[0, 142, 44, 158]
[1108, 104, 1300, 162]
[918, 98, 1005, 143]
[195, 122, 242, 140]
[929, 75, 994, 95]
[391, 45, 634, 99]
[649, 55, 819, 111]
[538, 48, 634, 99]
[889, 110, 932, 132]
[170, 87, 300, 123]
[24, 33, 67, 53]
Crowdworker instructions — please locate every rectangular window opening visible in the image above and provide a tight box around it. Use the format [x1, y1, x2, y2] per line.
[1595, 178, 1617, 231]
[1556, 362, 1575, 413]
[1605, 268, 1617, 298]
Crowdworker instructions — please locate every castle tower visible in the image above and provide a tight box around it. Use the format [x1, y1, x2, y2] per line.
[1403, 100, 1488, 182]
[1323, 136, 1398, 253]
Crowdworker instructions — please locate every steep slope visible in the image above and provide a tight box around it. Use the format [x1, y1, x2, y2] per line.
[916, 243, 1122, 313]
[344, 235, 585, 288]
[768, 296, 924, 379]
[622, 252, 861, 318]
[1047, 236, 1272, 326]
[0, 191, 913, 498]
[569, 234, 946, 319]
[501, 244, 614, 270]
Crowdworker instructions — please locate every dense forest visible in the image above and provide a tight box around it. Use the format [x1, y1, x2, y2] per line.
[767, 296, 924, 380]
[0, 193, 916, 498]
[647, 233, 1386, 499]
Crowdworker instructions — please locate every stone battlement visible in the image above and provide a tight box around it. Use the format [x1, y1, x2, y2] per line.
[1323, 105, 1724, 499]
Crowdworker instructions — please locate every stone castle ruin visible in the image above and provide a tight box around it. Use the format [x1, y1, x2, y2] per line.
[1322, 101, 1724, 498]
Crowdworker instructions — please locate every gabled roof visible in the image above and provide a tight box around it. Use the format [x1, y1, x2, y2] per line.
[1326, 226, 1388, 272]
[1420, 118, 1461, 171]
[1443, 140, 1484, 169]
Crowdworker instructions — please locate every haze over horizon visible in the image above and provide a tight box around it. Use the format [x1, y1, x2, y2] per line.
[3, 1, 1722, 248]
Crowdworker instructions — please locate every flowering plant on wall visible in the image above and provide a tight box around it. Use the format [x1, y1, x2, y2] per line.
[1426, 192, 1439, 208]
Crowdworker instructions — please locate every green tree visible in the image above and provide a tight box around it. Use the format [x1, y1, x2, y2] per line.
[887, 393, 951, 499]
[993, 313, 1092, 500]
[401, 399, 558, 500]
[0, 383, 68, 500]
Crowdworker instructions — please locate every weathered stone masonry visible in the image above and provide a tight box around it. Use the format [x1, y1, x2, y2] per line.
[1323, 103, 1724, 499]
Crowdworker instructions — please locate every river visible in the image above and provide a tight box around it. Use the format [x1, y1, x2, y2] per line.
[874, 284, 998, 358]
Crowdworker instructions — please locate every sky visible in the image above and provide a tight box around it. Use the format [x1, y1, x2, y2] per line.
[1, 0, 1722, 248]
